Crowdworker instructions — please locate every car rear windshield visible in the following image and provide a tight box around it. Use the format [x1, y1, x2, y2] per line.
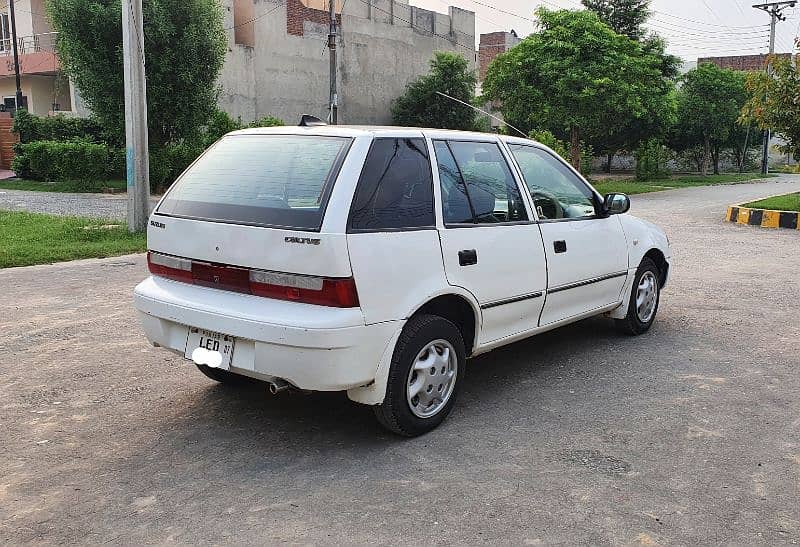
[157, 134, 352, 230]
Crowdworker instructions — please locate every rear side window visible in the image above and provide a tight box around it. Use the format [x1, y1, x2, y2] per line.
[348, 138, 434, 232]
[157, 135, 352, 230]
[435, 140, 528, 225]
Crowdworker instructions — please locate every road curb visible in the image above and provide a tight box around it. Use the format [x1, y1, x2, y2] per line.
[726, 201, 800, 230]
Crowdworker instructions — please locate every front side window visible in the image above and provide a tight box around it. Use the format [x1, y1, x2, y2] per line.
[509, 144, 597, 220]
[348, 138, 434, 231]
[435, 140, 528, 225]
[157, 135, 351, 230]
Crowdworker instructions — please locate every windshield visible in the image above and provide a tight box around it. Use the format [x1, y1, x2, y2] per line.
[157, 134, 352, 230]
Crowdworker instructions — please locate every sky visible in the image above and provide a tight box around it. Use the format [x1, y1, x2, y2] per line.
[413, 0, 799, 67]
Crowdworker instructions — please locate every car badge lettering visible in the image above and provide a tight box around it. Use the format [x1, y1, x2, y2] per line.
[285, 237, 321, 245]
[150, 220, 166, 229]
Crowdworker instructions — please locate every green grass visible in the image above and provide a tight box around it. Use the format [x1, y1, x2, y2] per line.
[743, 192, 800, 212]
[592, 173, 777, 196]
[0, 211, 146, 268]
[0, 179, 127, 193]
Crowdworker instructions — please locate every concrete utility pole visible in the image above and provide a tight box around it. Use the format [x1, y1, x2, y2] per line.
[328, 0, 338, 124]
[753, 1, 796, 175]
[8, 0, 23, 110]
[122, 0, 150, 232]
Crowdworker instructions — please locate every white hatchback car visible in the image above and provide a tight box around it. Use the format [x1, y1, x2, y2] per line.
[134, 124, 670, 436]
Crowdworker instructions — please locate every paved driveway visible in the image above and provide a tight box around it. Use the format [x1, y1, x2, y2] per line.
[2, 179, 800, 544]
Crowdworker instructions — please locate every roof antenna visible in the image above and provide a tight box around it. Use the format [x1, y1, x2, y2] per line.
[299, 114, 327, 127]
[435, 91, 527, 138]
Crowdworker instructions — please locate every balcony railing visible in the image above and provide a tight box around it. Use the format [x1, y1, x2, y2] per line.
[0, 32, 57, 56]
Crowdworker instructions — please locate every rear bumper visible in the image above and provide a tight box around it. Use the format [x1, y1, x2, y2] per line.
[134, 276, 402, 391]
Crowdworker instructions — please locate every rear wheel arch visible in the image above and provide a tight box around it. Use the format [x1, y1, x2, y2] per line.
[411, 294, 479, 357]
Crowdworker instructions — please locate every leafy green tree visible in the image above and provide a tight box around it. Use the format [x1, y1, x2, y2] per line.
[742, 55, 800, 161]
[392, 51, 477, 130]
[482, 8, 665, 171]
[46, 0, 227, 147]
[672, 63, 747, 175]
[581, 1, 679, 171]
[580, 0, 650, 40]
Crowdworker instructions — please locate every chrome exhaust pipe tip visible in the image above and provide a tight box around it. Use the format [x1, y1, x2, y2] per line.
[268, 381, 291, 395]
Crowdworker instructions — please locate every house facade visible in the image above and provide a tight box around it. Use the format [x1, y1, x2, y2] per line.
[0, 0, 77, 116]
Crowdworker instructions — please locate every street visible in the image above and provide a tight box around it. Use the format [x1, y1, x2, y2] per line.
[2, 178, 800, 544]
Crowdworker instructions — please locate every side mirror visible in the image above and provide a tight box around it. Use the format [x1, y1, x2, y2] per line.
[603, 193, 630, 216]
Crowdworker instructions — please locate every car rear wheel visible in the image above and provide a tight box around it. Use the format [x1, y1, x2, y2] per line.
[373, 314, 465, 437]
[615, 257, 661, 335]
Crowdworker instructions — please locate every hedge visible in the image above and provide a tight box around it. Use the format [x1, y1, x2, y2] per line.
[12, 140, 125, 183]
[12, 109, 107, 145]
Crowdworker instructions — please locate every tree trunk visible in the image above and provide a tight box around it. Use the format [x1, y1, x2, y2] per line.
[702, 135, 710, 176]
[741, 124, 751, 173]
[570, 127, 581, 172]
[605, 152, 613, 173]
[712, 145, 720, 175]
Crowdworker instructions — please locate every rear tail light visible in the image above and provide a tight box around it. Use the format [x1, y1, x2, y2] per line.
[249, 270, 359, 308]
[147, 251, 192, 283]
[147, 251, 359, 308]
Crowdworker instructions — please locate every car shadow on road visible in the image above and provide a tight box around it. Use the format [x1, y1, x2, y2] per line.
[151, 315, 630, 451]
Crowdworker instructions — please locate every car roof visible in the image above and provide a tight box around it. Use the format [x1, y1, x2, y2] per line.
[228, 125, 539, 144]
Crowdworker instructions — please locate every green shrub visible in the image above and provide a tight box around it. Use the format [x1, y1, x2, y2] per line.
[199, 110, 285, 148]
[200, 110, 243, 148]
[635, 139, 671, 181]
[249, 115, 284, 128]
[12, 140, 124, 183]
[529, 129, 593, 176]
[13, 110, 105, 144]
[529, 129, 570, 160]
[148, 142, 205, 192]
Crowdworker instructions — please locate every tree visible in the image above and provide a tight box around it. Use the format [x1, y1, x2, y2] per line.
[581, 0, 651, 40]
[392, 51, 477, 131]
[672, 63, 746, 175]
[742, 55, 800, 161]
[46, 0, 226, 147]
[482, 8, 665, 171]
[581, 1, 679, 172]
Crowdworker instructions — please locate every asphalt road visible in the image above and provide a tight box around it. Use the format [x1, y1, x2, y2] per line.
[2, 178, 800, 544]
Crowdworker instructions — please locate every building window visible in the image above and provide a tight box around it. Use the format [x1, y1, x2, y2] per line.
[0, 14, 10, 52]
[4, 96, 29, 115]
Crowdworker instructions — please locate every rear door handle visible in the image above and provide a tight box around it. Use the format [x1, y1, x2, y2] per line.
[458, 249, 477, 266]
[554, 240, 567, 253]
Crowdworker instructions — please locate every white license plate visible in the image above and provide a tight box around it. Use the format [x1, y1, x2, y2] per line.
[185, 328, 235, 370]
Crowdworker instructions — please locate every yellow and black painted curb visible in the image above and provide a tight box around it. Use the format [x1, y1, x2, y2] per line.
[726, 204, 800, 230]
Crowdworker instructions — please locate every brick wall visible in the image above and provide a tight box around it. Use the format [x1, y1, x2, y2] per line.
[479, 32, 508, 81]
[698, 53, 792, 72]
[287, 0, 340, 37]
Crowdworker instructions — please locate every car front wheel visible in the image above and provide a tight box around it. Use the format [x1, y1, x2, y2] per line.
[615, 257, 661, 335]
[373, 314, 465, 437]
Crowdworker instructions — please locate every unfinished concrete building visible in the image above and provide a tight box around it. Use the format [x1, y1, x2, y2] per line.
[218, 0, 477, 125]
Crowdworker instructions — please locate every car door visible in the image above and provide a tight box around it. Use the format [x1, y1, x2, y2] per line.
[432, 138, 547, 344]
[506, 143, 629, 326]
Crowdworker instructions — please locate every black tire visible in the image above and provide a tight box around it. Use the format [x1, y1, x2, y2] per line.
[195, 364, 249, 384]
[373, 314, 466, 437]
[615, 257, 661, 336]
